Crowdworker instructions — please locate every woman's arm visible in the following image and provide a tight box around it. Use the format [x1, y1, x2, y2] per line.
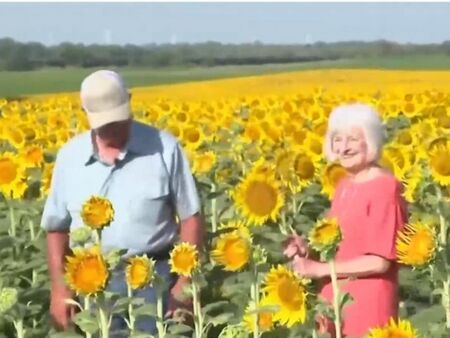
[292, 254, 391, 279]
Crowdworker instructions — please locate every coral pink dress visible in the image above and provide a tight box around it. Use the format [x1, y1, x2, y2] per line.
[319, 174, 407, 338]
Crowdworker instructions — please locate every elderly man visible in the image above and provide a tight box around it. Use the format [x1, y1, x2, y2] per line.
[41, 70, 203, 335]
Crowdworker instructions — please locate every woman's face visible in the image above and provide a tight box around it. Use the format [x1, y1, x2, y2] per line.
[331, 127, 369, 170]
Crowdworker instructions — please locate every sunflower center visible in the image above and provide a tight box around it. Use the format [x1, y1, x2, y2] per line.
[73, 256, 107, 293]
[277, 279, 302, 310]
[245, 181, 278, 216]
[8, 128, 24, 146]
[398, 131, 413, 145]
[276, 153, 293, 177]
[26, 148, 43, 164]
[294, 155, 315, 180]
[409, 231, 433, 259]
[173, 252, 195, 271]
[259, 312, 273, 331]
[0, 158, 18, 185]
[309, 139, 322, 155]
[430, 150, 450, 176]
[246, 126, 261, 140]
[404, 103, 415, 114]
[224, 238, 249, 268]
[186, 129, 200, 143]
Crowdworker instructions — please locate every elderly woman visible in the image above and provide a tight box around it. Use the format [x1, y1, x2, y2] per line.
[284, 103, 407, 337]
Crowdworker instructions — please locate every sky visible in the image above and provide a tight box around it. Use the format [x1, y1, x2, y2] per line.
[1, 2, 450, 46]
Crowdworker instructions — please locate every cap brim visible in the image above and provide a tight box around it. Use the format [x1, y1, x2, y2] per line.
[86, 101, 131, 129]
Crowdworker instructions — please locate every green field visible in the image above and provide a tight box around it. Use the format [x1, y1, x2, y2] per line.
[2, 54, 450, 98]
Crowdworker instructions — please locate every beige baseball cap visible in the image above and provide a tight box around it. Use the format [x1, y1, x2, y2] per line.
[80, 70, 131, 129]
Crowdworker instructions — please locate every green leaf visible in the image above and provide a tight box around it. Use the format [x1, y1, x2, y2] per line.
[207, 312, 235, 326]
[201, 300, 229, 316]
[168, 323, 193, 334]
[133, 303, 157, 318]
[73, 310, 99, 334]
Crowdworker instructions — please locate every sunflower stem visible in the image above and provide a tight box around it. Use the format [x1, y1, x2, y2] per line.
[8, 203, 16, 237]
[192, 275, 204, 338]
[13, 319, 25, 338]
[329, 259, 342, 338]
[98, 305, 110, 338]
[127, 285, 136, 333]
[28, 219, 38, 286]
[280, 210, 288, 235]
[94, 229, 101, 245]
[436, 186, 450, 328]
[84, 295, 92, 338]
[211, 183, 218, 233]
[156, 287, 165, 338]
[250, 267, 260, 338]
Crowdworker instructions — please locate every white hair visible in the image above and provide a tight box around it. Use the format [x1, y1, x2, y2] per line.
[323, 103, 386, 163]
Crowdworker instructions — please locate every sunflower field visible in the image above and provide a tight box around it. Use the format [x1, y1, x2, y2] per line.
[1, 69, 450, 338]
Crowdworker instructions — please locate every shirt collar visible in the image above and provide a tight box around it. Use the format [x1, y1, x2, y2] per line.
[84, 121, 143, 166]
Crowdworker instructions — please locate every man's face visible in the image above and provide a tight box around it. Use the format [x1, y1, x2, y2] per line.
[95, 119, 131, 148]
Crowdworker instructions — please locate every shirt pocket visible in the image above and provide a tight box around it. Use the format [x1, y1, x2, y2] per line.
[127, 177, 170, 226]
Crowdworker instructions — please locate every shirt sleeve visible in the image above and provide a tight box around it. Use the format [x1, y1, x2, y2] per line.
[169, 142, 201, 221]
[40, 152, 71, 232]
[363, 179, 407, 261]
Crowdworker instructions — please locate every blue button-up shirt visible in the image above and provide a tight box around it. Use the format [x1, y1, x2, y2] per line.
[40, 121, 200, 256]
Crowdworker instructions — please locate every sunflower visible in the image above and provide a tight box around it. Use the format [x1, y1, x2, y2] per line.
[427, 141, 450, 186]
[366, 317, 418, 338]
[308, 217, 342, 255]
[395, 129, 417, 148]
[0, 152, 27, 199]
[65, 246, 109, 295]
[182, 125, 204, 150]
[211, 231, 251, 272]
[40, 162, 54, 198]
[321, 162, 348, 198]
[192, 151, 217, 175]
[401, 166, 422, 203]
[81, 196, 114, 230]
[274, 149, 295, 181]
[293, 151, 316, 187]
[243, 297, 275, 333]
[22, 145, 44, 168]
[169, 242, 199, 277]
[379, 152, 406, 181]
[4, 126, 25, 149]
[219, 220, 251, 239]
[243, 123, 263, 143]
[262, 265, 308, 327]
[126, 256, 155, 289]
[396, 222, 437, 268]
[233, 169, 284, 226]
[304, 132, 324, 161]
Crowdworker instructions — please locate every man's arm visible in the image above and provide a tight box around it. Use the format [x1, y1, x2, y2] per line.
[47, 231, 70, 289]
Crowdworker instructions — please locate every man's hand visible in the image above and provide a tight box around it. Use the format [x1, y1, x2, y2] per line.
[50, 285, 76, 331]
[165, 278, 193, 323]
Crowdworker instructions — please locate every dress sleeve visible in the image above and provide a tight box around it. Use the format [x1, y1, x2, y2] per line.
[362, 178, 407, 261]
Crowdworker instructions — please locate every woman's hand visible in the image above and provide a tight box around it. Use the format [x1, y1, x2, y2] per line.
[283, 234, 309, 259]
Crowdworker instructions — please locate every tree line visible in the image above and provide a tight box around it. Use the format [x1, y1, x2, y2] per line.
[1, 37, 450, 71]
